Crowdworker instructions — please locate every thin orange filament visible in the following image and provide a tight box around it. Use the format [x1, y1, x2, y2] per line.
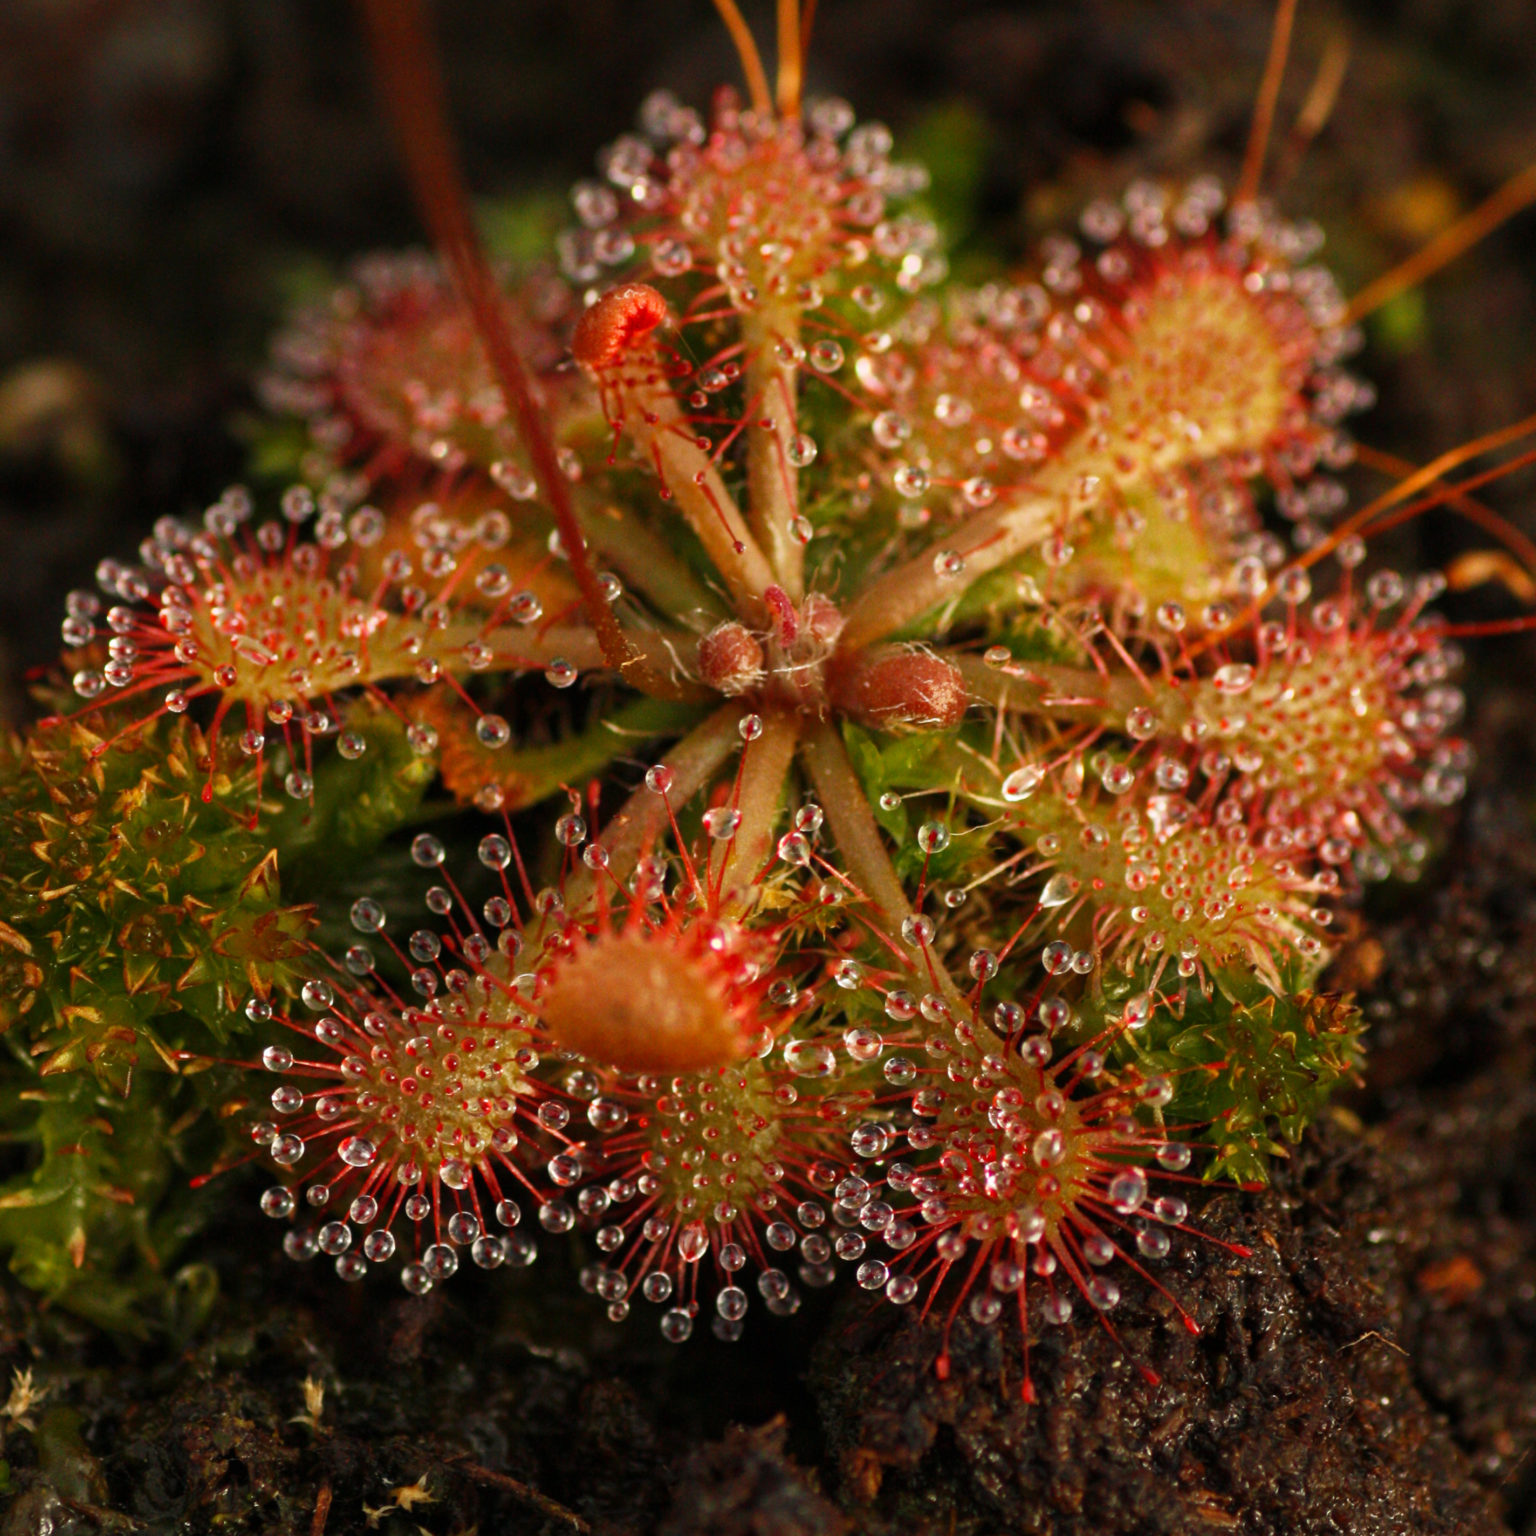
[1184, 411, 1536, 661]
[355, 0, 688, 697]
[1344, 161, 1536, 324]
[1354, 442, 1536, 587]
[1235, 0, 1299, 207]
[1356, 447, 1536, 547]
[710, 0, 774, 117]
[1271, 29, 1349, 192]
[800, 0, 819, 58]
[777, 0, 803, 118]
[1323, 412, 1536, 556]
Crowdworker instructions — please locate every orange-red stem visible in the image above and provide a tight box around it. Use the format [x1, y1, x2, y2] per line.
[357, 0, 670, 696]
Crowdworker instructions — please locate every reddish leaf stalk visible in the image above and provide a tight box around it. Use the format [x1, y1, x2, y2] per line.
[357, 0, 685, 700]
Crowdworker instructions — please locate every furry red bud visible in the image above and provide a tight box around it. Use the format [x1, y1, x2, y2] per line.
[571, 282, 669, 372]
[830, 645, 968, 729]
[697, 621, 766, 696]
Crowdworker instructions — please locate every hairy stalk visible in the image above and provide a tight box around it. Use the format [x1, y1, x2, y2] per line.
[481, 622, 711, 700]
[566, 702, 748, 910]
[742, 314, 806, 599]
[578, 501, 727, 626]
[437, 695, 704, 813]
[716, 708, 800, 913]
[839, 492, 1058, 650]
[438, 621, 607, 675]
[799, 720, 914, 940]
[948, 654, 1148, 722]
[582, 332, 775, 619]
[422, 618, 709, 698]
[801, 724, 976, 1020]
[619, 397, 775, 621]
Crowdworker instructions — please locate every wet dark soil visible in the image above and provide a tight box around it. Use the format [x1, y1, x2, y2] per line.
[4, 3, 1536, 1533]
[815, 784, 1536, 1534]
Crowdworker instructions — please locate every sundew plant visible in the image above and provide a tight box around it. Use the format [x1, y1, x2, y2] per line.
[3, 0, 1534, 1398]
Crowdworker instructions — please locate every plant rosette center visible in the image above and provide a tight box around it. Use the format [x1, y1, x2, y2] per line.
[695, 586, 967, 730]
